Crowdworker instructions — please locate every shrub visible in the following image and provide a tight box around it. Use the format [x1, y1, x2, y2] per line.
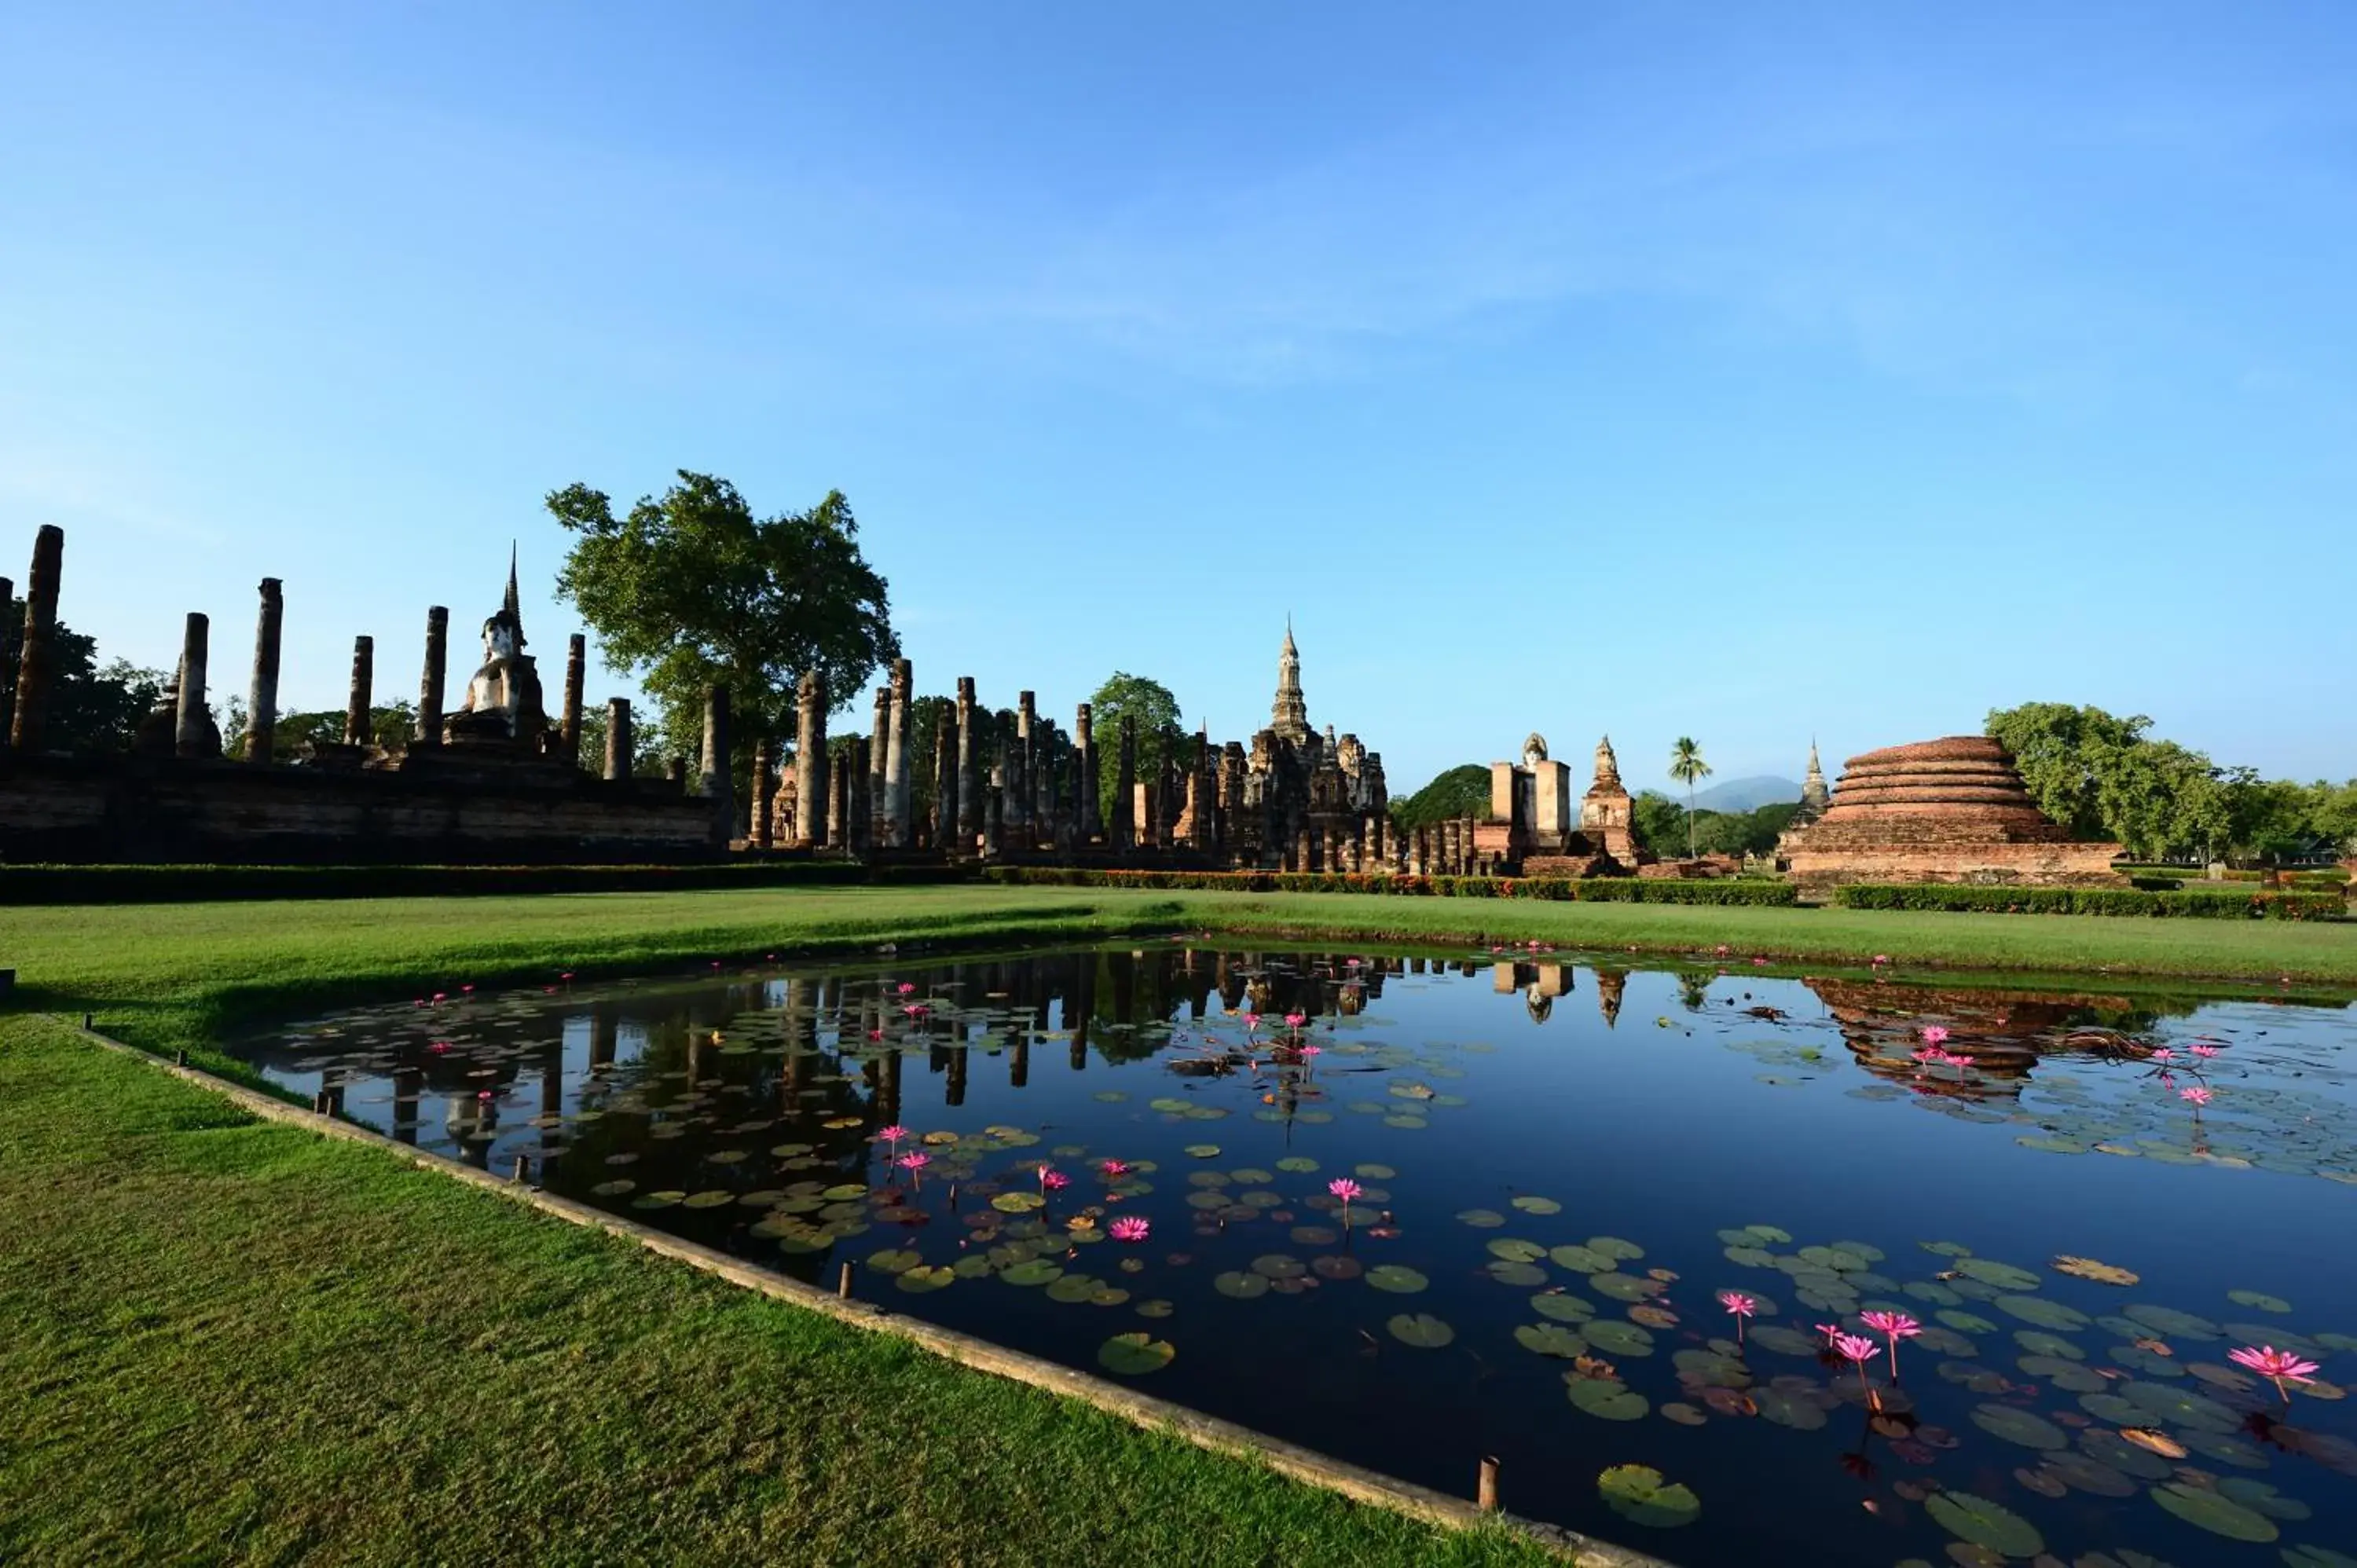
[977, 868, 1800, 905]
[1835, 884, 2343, 921]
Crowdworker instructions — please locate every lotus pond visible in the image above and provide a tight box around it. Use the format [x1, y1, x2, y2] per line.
[233, 943, 2357, 1567]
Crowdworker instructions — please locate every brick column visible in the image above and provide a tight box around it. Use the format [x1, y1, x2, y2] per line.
[9, 525, 64, 752]
[245, 577, 283, 764]
[415, 606, 448, 747]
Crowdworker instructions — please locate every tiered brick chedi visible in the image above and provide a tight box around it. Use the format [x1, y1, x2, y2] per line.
[1776, 736, 2124, 887]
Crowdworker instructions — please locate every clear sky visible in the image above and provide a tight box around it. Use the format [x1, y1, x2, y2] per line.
[4, 2, 2352, 793]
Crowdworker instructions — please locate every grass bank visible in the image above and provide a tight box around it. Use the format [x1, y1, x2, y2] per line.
[0, 1013, 1556, 1566]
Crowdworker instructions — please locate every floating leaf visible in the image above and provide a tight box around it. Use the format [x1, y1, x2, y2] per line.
[1456, 1208, 1506, 1229]
[1530, 1292, 1596, 1324]
[1924, 1491, 2044, 1559]
[1274, 1156, 1319, 1173]
[1670, 1349, 1750, 1389]
[2017, 1355, 2106, 1393]
[1596, 1464, 1699, 1528]
[1549, 1244, 1613, 1273]
[1487, 1238, 1547, 1264]
[2077, 1427, 2176, 1481]
[1365, 1265, 1429, 1295]
[991, 1192, 1044, 1213]
[1213, 1270, 1271, 1299]
[1000, 1259, 1064, 1287]
[1516, 1323, 1589, 1358]
[1954, 1258, 2043, 1291]
[2124, 1303, 2222, 1341]
[1566, 1378, 1648, 1420]
[1183, 1144, 1221, 1159]
[2150, 1482, 2278, 1542]
[1743, 1223, 1793, 1244]
[2214, 1477, 2311, 1521]
[2053, 1255, 2140, 1287]
[2013, 1330, 2084, 1360]
[1753, 1385, 1827, 1430]
[1591, 1273, 1665, 1303]
[1387, 1312, 1455, 1348]
[1511, 1195, 1562, 1214]
[1996, 1295, 2089, 1331]
[1747, 1324, 1821, 1357]
[1486, 1261, 1549, 1287]
[866, 1247, 922, 1274]
[895, 1265, 954, 1293]
[590, 1179, 636, 1196]
[1970, 1403, 2067, 1450]
[1251, 1254, 1306, 1280]
[1585, 1320, 1655, 1357]
[1135, 1299, 1174, 1319]
[1589, 1236, 1645, 1262]
[2121, 1379, 2241, 1433]
[1097, 1333, 1176, 1375]
[1354, 1163, 1395, 1178]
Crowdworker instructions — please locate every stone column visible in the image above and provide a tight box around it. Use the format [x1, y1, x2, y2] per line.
[699, 683, 732, 841]
[752, 738, 775, 848]
[603, 698, 632, 781]
[1008, 691, 1036, 841]
[1075, 703, 1102, 844]
[174, 613, 214, 759]
[869, 684, 892, 837]
[932, 705, 958, 852]
[827, 748, 851, 851]
[560, 633, 585, 764]
[795, 669, 828, 848]
[884, 658, 912, 847]
[10, 525, 64, 752]
[955, 677, 979, 843]
[245, 577, 283, 764]
[982, 762, 1005, 859]
[1113, 714, 1137, 852]
[343, 635, 373, 746]
[415, 606, 448, 747]
[1034, 720, 1057, 839]
[0, 574, 13, 748]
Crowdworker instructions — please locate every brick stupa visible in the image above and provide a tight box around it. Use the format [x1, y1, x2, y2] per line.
[1777, 736, 2122, 888]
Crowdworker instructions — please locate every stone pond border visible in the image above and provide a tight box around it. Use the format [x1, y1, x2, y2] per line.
[68, 1017, 1673, 1568]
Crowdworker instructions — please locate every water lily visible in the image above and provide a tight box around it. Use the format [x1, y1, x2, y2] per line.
[1040, 1168, 1070, 1192]
[1920, 1025, 1950, 1047]
[2190, 1043, 2221, 1059]
[2149, 1047, 2177, 1064]
[1241, 1013, 1261, 1035]
[896, 981, 916, 995]
[1329, 1177, 1363, 1227]
[2228, 1344, 2321, 1403]
[1285, 1012, 1307, 1031]
[1814, 1321, 1842, 1345]
[1871, 954, 1890, 966]
[1109, 1216, 1150, 1243]
[1860, 1310, 1922, 1379]
[896, 1151, 930, 1186]
[1099, 1158, 1132, 1181]
[1718, 1290, 1756, 1345]
[1834, 1332, 1882, 1408]
[2180, 1084, 2214, 1111]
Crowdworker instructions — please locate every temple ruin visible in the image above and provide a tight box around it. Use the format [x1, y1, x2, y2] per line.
[1776, 736, 2124, 888]
[1468, 733, 1651, 876]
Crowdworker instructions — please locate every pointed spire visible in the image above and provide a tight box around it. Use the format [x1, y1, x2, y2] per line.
[502, 542, 526, 648]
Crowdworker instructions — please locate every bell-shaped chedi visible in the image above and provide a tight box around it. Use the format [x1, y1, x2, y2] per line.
[1778, 735, 2123, 887]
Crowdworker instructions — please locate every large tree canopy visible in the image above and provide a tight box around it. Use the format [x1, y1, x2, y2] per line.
[1086, 671, 1184, 826]
[0, 594, 164, 754]
[1390, 764, 1490, 828]
[547, 473, 898, 762]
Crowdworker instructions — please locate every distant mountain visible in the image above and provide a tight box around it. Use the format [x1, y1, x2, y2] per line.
[1688, 775, 1803, 813]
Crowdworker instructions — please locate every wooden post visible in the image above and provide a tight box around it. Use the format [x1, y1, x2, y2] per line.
[837, 1262, 853, 1299]
[1477, 1456, 1500, 1512]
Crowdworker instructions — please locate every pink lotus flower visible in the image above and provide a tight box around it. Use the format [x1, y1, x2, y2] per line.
[1834, 1332, 1882, 1407]
[1109, 1216, 1150, 1243]
[1751, 957, 1768, 967]
[475, 1088, 493, 1101]
[878, 1124, 909, 1149]
[1040, 1169, 1070, 1192]
[1861, 1310, 1922, 1379]
[2229, 1344, 2321, 1403]
[428, 1041, 451, 1054]
[1871, 954, 1890, 966]
[895, 1151, 929, 1185]
[896, 981, 916, 995]
[1921, 1025, 1950, 1047]
[1715, 943, 1732, 956]
[1329, 1176, 1363, 1225]
[431, 992, 447, 1003]
[1298, 1044, 1322, 1058]
[2180, 1085, 2214, 1109]
[461, 984, 475, 994]
[2150, 1048, 2177, 1064]
[1815, 1321, 1842, 1344]
[2190, 1043, 2221, 1059]
[1099, 1158, 1132, 1180]
[1285, 1013, 1307, 1030]
[1241, 1013, 1261, 1034]
[1718, 1290, 1756, 1345]
[900, 1003, 929, 1018]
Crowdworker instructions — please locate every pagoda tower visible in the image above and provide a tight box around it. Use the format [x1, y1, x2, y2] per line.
[1270, 620, 1309, 744]
[1796, 739, 1831, 823]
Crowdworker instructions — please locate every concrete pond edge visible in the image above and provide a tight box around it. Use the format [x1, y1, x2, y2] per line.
[69, 1017, 1673, 1568]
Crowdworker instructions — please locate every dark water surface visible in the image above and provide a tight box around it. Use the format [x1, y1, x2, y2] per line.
[232, 944, 2357, 1566]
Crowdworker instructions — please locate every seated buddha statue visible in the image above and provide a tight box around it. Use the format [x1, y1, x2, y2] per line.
[444, 551, 548, 746]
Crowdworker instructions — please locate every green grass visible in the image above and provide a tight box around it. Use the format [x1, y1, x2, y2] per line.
[4, 881, 2352, 1563]
[0, 1013, 1556, 1566]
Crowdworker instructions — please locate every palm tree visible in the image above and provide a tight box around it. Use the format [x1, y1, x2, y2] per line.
[1668, 737, 1713, 860]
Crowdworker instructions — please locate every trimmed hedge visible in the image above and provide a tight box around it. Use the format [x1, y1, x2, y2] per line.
[2121, 864, 2348, 887]
[1836, 883, 2344, 920]
[0, 859, 972, 905]
[980, 868, 1802, 906]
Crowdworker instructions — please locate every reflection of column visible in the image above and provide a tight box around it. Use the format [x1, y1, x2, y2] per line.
[1071, 953, 1094, 1072]
[392, 1066, 421, 1145]
[877, 1047, 902, 1127]
[947, 1045, 968, 1108]
[589, 1009, 618, 1072]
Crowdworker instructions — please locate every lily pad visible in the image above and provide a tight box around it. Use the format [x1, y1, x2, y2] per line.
[1001, 1259, 1064, 1287]
[1753, 1385, 1827, 1429]
[1365, 1265, 1429, 1295]
[1097, 1333, 1176, 1375]
[1591, 1273, 1664, 1303]
[1549, 1244, 1613, 1273]
[1585, 1320, 1655, 1357]
[866, 1247, 922, 1274]
[1251, 1254, 1306, 1280]
[1530, 1292, 1596, 1324]
[1486, 1261, 1549, 1287]
[1566, 1377, 1649, 1420]
[1047, 1273, 1103, 1303]
[1996, 1295, 2089, 1332]
[1183, 1144, 1221, 1159]
[991, 1192, 1044, 1213]
[2051, 1254, 2139, 1286]
[2124, 1302, 2222, 1341]
[1516, 1323, 1589, 1357]
[1511, 1195, 1562, 1214]
[1924, 1491, 2045, 1559]
[1747, 1324, 1822, 1357]
[1487, 1238, 1548, 1264]
[1274, 1156, 1319, 1173]
[2150, 1482, 2278, 1542]
[1456, 1208, 1506, 1229]
[1596, 1464, 1699, 1529]
[2014, 1330, 2084, 1360]
[2121, 1379, 2241, 1432]
[1970, 1402, 2068, 1450]
[1387, 1312, 1455, 1348]
[895, 1265, 955, 1293]
[1213, 1270, 1271, 1299]
[1955, 1258, 2043, 1291]
[2077, 1427, 2176, 1480]
[1589, 1236, 1645, 1262]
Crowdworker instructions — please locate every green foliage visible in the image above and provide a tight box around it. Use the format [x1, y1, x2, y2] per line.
[265, 704, 417, 760]
[1986, 702, 2353, 864]
[0, 593, 166, 753]
[1087, 672, 1183, 826]
[1391, 764, 1491, 828]
[548, 472, 898, 767]
[570, 705, 669, 779]
[1666, 738, 1712, 859]
[0, 860, 968, 904]
[1631, 790, 1797, 860]
[1835, 884, 2343, 920]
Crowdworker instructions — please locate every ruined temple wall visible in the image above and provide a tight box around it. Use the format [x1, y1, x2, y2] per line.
[0, 753, 720, 863]
[1781, 839, 2125, 889]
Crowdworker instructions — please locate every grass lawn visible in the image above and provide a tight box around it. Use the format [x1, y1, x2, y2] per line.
[2, 882, 2351, 1563]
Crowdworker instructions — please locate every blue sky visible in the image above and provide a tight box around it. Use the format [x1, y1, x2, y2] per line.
[4, 2, 2352, 792]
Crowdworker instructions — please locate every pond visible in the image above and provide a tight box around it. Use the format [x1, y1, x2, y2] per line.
[231, 942, 2357, 1566]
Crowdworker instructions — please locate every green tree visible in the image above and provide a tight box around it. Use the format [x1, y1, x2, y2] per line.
[267, 705, 417, 761]
[547, 472, 898, 769]
[1391, 764, 1491, 829]
[1667, 737, 1712, 859]
[1985, 703, 2152, 841]
[0, 592, 166, 753]
[1630, 789, 1688, 859]
[1086, 672, 1182, 826]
